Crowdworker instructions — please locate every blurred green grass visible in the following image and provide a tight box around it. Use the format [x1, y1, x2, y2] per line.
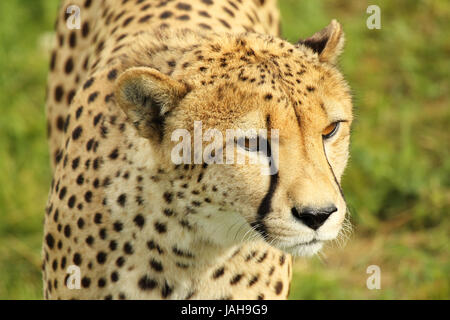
[0, 0, 448, 299]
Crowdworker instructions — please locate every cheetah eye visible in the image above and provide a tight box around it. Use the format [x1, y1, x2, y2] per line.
[322, 122, 340, 140]
[237, 137, 260, 152]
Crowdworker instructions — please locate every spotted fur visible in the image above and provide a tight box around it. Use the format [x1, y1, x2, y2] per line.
[43, 0, 352, 300]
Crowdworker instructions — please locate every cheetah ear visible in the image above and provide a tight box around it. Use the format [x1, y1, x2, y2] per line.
[115, 67, 189, 141]
[297, 20, 345, 65]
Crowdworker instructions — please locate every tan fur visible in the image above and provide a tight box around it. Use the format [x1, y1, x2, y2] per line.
[43, 0, 352, 300]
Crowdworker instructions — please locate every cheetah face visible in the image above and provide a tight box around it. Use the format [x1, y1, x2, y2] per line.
[116, 21, 352, 256]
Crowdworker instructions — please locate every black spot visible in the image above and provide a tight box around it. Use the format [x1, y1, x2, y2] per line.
[136, 195, 144, 206]
[88, 91, 99, 103]
[99, 228, 107, 240]
[109, 240, 117, 251]
[147, 240, 164, 254]
[139, 14, 153, 23]
[72, 126, 82, 140]
[53, 209, 59, 222]
[198, 11, 210, 18]
[154, 222, 167, 233]
[109, 148, 119, 160]
[56, 116, 64, 131]
[81, 22, 90, 37]
[68, 195, 76, 208]
[96, 252, 107, 264]
[122, 16, 134, 27]
[160, 11, 173, 19]
[107, 69, 118, 80]
[280, 254, 286, 266]
[176, 3, 191, 10]
[223, 6, 235, 18]
[98, 278, 106, 287]
[138, 275, 157, 290]
[172, 246, 194, 258]
[83, 78, 94, 90]
[86, 138, 95, 151]
[133, 214, 145, 228]
[61, 225, 71, 239]
[63, 115, 71, 132]
[117, 194, 127, 207]
[81, 277, 91, 288]
[64, 57, 74, 74]
[45, 234, 55, 249]
[163, 192, 173, 204]
[248, 275, 259, 287]
[85, 235, 94, 245]
[264, 93, 273, 100]
[150, 259, 163, 272]
[275, 281, 283, 295]
[123, 242, 134, 254]
[198, 23, 212, 30]
[113, 221, 123, 232]
[116, 257, 125, 268]
[177, 14, 190, 20]
[230, 274, 243, 285]
[73, 253, 82, 266]
[213, 267, 225, 279]
[93, 157, 103, 170]
[72, 157, 80, 170]
[163, 209, 174, 217]
[219, 19, 231, 29]
[111, 271, 119, 282]
[161, 281, 173, 298]
[93, 113, 103, 126]
[54, 85, 64, 102]
[94, 213, 102, 224]
[76, 174, 84, 185]
[55, 150, 63, 163]
[50, 51, 57, 71]
[84, 191, 93, 203]
[77, 218, 85, 229]
[69, 31, 77, 48]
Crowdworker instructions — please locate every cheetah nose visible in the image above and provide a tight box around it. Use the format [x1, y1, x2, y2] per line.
[291, 205, 337, 231]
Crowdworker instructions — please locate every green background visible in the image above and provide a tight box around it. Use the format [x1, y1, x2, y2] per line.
[0, 0, 448, 299]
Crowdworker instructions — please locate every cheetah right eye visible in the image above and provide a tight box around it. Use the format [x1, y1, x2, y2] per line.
[322, 122, 340, 140]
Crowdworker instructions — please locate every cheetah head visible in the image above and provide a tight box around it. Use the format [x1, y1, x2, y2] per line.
[115, 21, 352, 256]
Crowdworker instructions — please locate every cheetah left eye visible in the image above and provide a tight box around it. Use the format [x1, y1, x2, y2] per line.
[237, 137, 260, 152]
[322, 122, 340, 140]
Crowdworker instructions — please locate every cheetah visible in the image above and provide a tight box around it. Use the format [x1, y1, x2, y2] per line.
[43, 0, 353, 300]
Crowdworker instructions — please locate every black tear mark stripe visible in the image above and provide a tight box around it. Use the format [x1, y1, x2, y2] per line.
[322, 141, 346, 201]
[253, 160, 279, 237]
[252, 171, 279, 238]
[252, 115, 279, 238]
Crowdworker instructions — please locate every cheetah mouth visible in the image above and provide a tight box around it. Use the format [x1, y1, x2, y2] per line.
[279, 238, 324, 256]
[292, 238, 322, 247]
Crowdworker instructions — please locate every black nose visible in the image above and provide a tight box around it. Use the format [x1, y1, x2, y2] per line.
[291, 205, 337, 230]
